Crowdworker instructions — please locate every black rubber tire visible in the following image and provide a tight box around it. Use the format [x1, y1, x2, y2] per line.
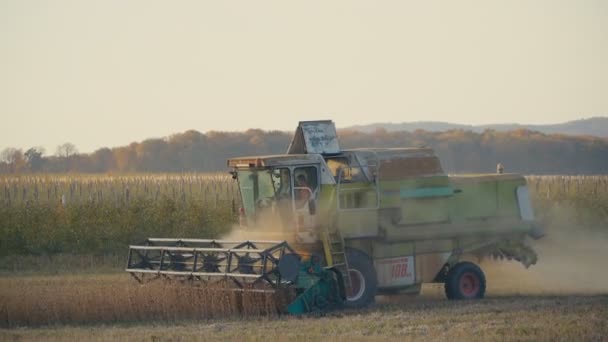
[344, 248, 377, 308]
[444, 262, 486, 300]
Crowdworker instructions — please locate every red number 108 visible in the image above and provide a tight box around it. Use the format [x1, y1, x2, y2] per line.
[391, 263, 407, 278]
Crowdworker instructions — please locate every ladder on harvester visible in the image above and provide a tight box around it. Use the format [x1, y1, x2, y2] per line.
[321, 228, 351, 298]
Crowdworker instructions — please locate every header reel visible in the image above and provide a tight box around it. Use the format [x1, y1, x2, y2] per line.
[127, 239, 297, 290]
[126, 238, 345, 314]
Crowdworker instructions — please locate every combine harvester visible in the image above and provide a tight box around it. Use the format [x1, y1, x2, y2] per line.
[127, 120, 544, 314]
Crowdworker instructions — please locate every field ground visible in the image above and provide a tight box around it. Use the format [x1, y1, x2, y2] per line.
[2, 225, 608, 341]
[2, 258, 607, 341]
[1, 291, 606, 341]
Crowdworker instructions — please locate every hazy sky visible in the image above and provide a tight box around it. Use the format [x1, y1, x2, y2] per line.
[1, 0, 607, 153]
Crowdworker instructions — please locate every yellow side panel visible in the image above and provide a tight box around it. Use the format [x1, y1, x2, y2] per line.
[372, 241, 415, 258]
[338, 210, 378, 238]
[400, 198, 450, 224]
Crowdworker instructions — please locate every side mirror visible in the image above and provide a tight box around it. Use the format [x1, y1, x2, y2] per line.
[453, 189, 463, 194]
[308, 199, 316, 215]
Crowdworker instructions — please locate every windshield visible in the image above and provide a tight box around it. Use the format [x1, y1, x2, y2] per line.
[237, 169, 274, 216]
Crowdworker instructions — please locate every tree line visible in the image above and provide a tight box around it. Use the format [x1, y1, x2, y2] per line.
[1, 128, 607, 174]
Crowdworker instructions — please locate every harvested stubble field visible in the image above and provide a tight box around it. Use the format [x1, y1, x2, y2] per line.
[0, 274, 606, 341]
[2, 227, 608, 341]
[0, 274, 293, 327]
[1, 174, 608, 340]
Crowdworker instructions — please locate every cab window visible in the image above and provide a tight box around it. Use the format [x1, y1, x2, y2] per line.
[271, 168, 291, 199]
[294, 166, 318, 194]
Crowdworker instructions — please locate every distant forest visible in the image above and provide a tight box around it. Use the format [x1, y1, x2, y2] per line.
[346, 116, 608, 137]
[1, 128, 607, 175]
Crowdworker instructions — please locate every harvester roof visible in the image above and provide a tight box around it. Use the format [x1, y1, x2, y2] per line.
[227, 154, 326, 168]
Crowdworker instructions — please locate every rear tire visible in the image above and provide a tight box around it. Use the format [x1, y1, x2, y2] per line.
[344, 248, 377, 308]
[444, 262, 486, 300]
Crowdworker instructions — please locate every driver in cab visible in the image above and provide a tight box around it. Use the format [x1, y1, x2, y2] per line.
[295, 174, 312, 208]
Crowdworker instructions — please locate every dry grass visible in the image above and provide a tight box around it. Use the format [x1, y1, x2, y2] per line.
[1, 290, 606, 341]
[0, 254, 123, 276]
[1, 264, 607, 341]
[0, 274, 293, 328]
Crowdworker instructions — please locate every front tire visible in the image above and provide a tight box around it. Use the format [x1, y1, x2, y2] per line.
[444, 262, 486, 300]
[344, 248, 377, 308]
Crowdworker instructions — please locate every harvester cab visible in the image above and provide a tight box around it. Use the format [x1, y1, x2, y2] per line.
[228, 154, 323, 242]
[126, 120, 544, 315]
[228, 121, 357, 244]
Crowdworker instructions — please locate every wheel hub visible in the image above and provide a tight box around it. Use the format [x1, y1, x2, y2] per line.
[459, 272, 480, 298]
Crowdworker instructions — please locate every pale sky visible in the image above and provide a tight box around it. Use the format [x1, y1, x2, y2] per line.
[1, 0, 607, 153]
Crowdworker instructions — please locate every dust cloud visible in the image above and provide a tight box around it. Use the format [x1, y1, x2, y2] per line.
[482, 225, 608, 296]
[219, 207, 296, 243]
[220, 223, 291, 243]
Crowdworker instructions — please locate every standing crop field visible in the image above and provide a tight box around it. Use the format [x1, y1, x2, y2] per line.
[526, 175, 608, 231]
[0, 174, 606, 266]
[0, 173, 239, 206]
[0, 174, 240, 259]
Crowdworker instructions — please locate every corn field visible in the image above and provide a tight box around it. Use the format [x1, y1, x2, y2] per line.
[0, 174, 240, 257]
[0, 174, 606, 258]
[0, 173, 239, 207]
[526, 175, 608, 230]
[527, 175, 608, 200]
